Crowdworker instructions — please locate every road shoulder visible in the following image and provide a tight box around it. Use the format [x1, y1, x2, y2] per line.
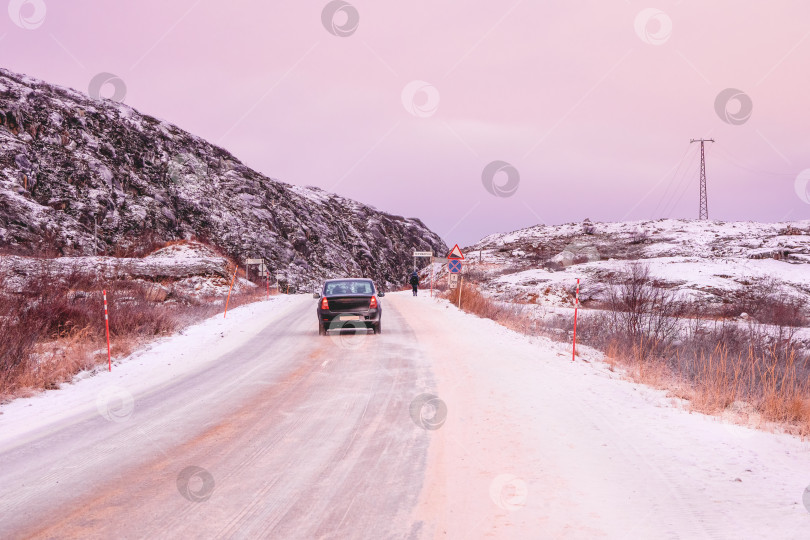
[388, 292, 810, 539]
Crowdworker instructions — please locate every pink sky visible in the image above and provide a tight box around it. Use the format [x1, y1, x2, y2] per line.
[2, 0, 809, 246]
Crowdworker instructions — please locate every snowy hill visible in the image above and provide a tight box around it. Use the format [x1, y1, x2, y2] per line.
[459, 219, 810, 310]
[0, 68, 445, 288]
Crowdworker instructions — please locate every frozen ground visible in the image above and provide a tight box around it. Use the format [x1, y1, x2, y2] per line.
[455, 219, 810, 308]
[402, 292, 810, 538]
[425, 218, 810, 351]
[0, 291, 808, 538]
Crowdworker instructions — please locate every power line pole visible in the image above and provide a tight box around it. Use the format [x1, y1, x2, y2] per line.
[690, 138, 714, 220]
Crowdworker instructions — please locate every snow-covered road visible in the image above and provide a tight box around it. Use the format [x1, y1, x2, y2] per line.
[1, 292, 808, 539]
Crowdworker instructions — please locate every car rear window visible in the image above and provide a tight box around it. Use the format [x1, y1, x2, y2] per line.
[325, 281, 374, 295]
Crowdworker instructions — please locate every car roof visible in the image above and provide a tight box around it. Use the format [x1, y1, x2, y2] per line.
[323, 278, 374, 283]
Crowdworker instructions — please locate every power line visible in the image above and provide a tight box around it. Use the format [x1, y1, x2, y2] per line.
[666, 156, 701, 218]
[661, 150, 700, 218]
[652, 144, 699, 219]
[712, 143, 794, 177]
[626, 144, 694, 222]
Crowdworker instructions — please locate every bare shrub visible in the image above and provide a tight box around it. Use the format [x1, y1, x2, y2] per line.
[443, 283, 532, 333]
[0, 272, 263, 399]
[721, 279, 807, 328]
[600, 262, 683, 354]
[461, 267, 489, 282]
[571, 263, 810, 434]
[755, 291, 807, 328]
[629, 229, 649, 244]
[445, 283, 503, 319]
[576, 313, 810, 434]
[0, 294, 47, 392]
[575, 292, 810, 435]
[437, 259, 810, 434]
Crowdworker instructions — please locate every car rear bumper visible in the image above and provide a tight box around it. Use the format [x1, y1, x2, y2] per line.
[318, 310, 380, 328]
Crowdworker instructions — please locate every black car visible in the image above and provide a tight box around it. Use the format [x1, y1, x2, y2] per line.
[314, 278, 384, 335]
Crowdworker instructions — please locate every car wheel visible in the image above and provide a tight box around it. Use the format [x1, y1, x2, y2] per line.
[373, 322, 381, 334]
[318, 322, 326, 336]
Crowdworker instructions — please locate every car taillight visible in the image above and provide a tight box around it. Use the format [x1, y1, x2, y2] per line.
[369, 296, 378, 309]
[321, 297, 329, 310]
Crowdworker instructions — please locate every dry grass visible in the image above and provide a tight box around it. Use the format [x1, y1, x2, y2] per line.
[571, 262, 810, 435]
[443, 283, 534, 335]
[687, 346, 810, 430]
[444, 265, 810, 437]
[0, 237, 272, 401]
[578, 320, 810, 436]
[0, 273, 265, 402]
[16, 328, 109, 395]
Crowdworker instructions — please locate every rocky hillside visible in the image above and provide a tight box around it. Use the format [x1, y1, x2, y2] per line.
[458, 218, 810, 309]
[0, 68, 445, 288]
[472, 219, 810, 267]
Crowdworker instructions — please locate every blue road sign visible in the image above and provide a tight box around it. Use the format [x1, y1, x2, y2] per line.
[448, 259, 462, 273]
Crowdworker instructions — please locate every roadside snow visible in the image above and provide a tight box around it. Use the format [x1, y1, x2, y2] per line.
[2, 287, 808, 537]
[393, 292, 810, 539]
[0, 295, 301, 450]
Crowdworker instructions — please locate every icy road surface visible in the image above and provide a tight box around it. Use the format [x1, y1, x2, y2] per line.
[0, 292, 809, 539]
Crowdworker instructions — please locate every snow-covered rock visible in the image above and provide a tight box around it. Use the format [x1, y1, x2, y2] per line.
[551, 250, 575, 267]
[457, 218, 810, 312]
[0, 68, 446, 289]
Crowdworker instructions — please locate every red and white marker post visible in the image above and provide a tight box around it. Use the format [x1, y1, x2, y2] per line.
[224, 265, 238, 318]
[103, 290, 112, 371]
[572, 278, 580, 362]
[266, 270, 270, 300]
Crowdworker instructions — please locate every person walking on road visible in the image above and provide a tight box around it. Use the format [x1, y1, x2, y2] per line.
[409, 270, 419, 296]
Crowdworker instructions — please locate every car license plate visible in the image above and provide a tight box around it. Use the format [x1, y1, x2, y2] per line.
[341, 315, 361, 321]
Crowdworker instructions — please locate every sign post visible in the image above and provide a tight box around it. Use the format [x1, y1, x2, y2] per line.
[447, 244, 464, 260]
[246, 258, 266, 281]
[413, 251, 432, 271]
[447, 244, 465, 308]
[572, 278, 580, 361]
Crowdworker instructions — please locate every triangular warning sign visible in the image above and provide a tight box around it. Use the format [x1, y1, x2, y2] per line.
[447, 244, 464, 259]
